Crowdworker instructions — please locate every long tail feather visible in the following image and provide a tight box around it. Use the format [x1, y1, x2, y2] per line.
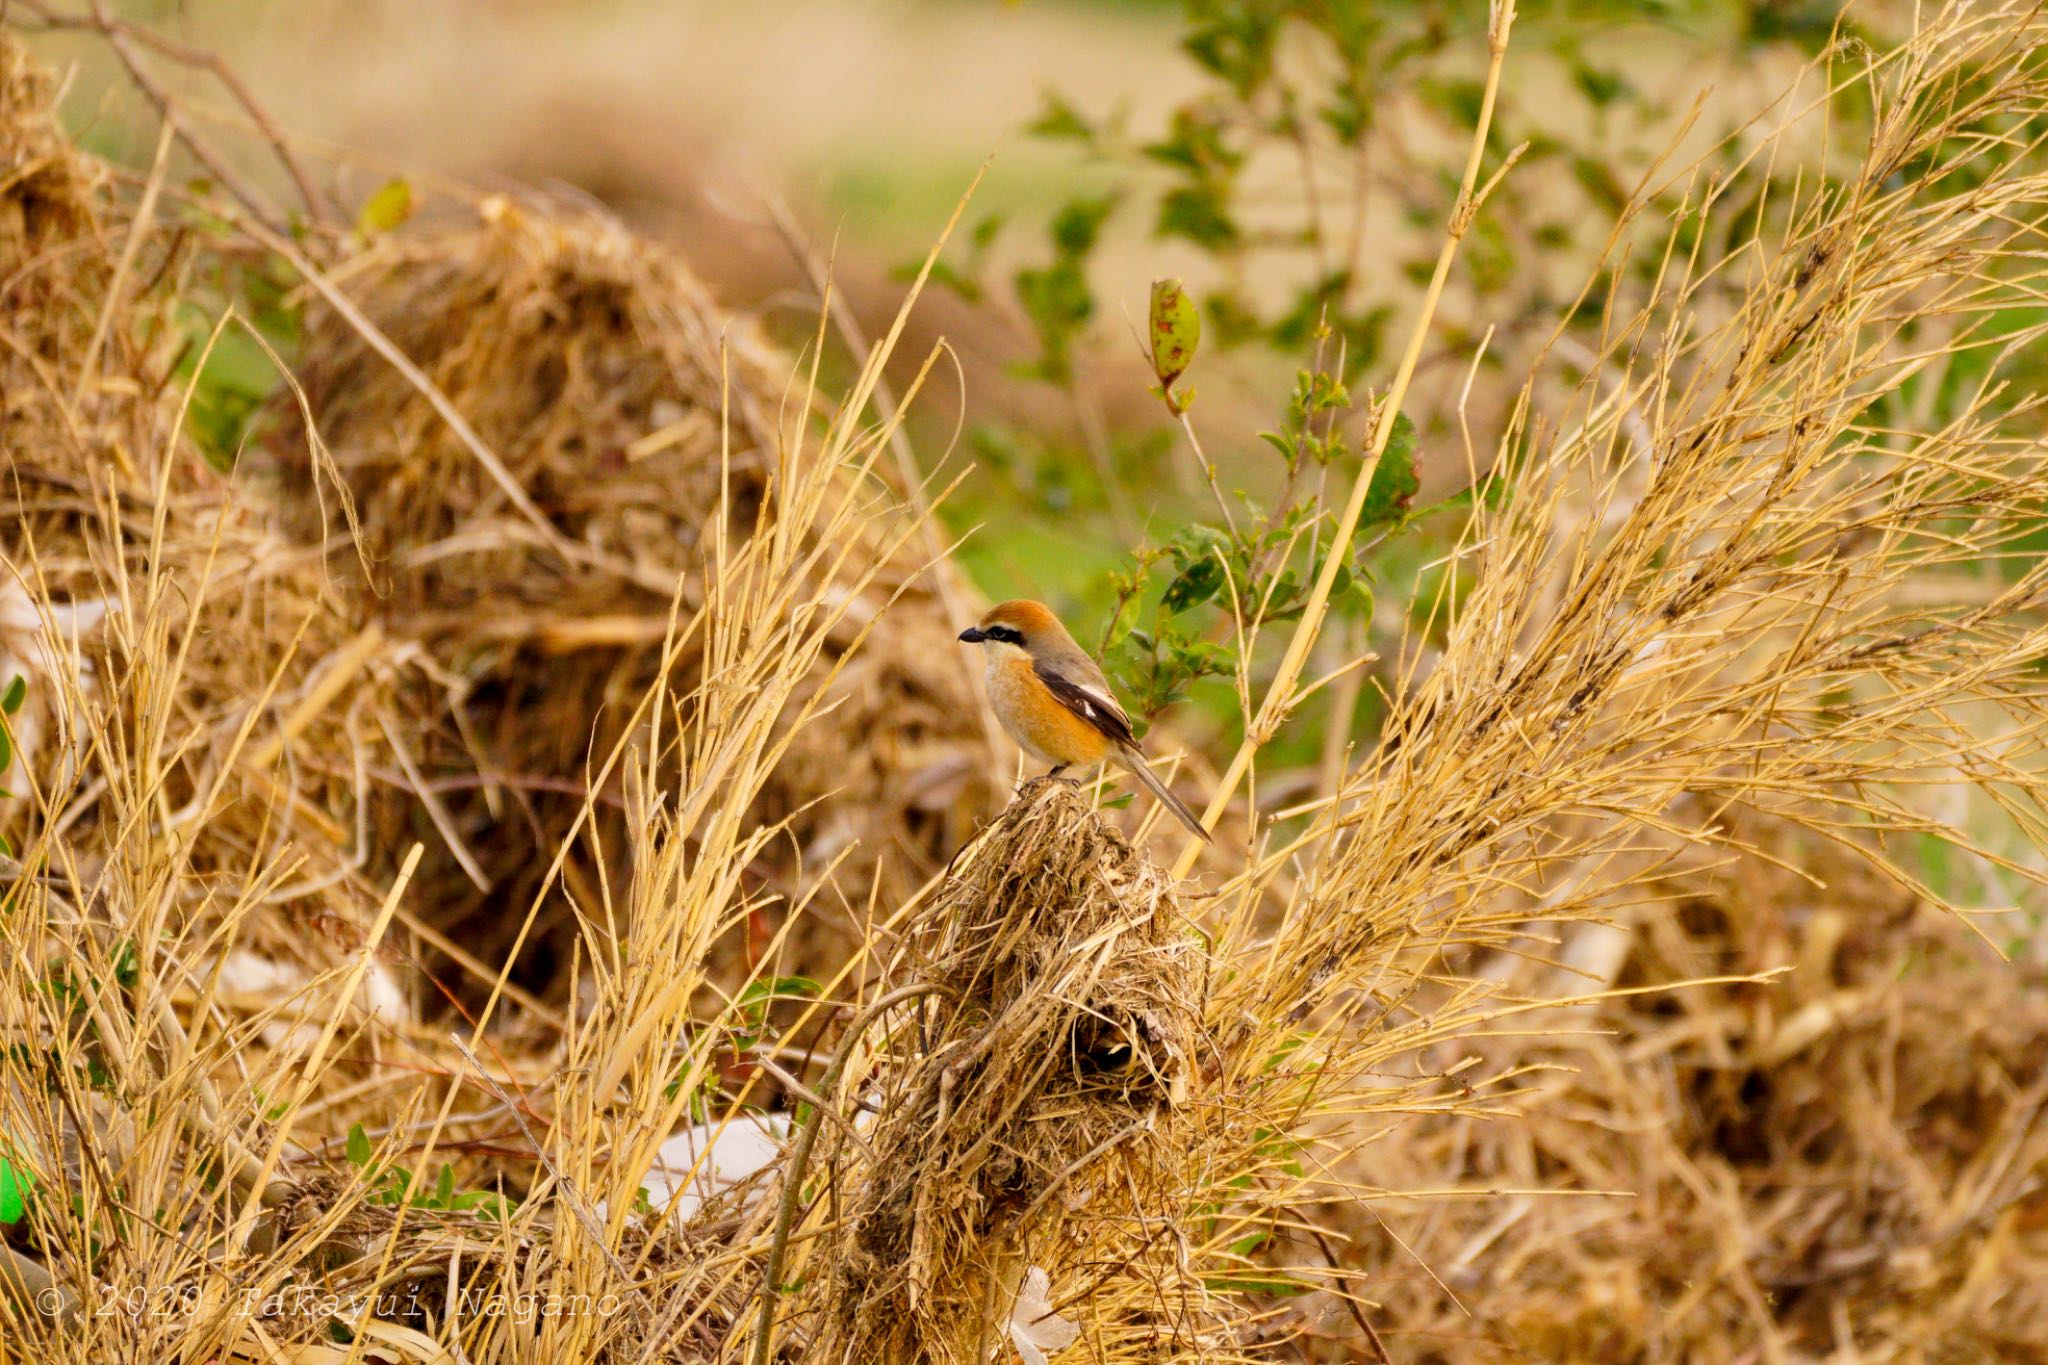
[1121, 748, 1212, 842]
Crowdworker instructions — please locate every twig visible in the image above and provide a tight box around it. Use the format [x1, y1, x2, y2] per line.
[1176, 408, 1243, 544]
[20, 0, 333, 227]
[748, 1054, 875, 1158]
[1306, 1220, 1392, 1362]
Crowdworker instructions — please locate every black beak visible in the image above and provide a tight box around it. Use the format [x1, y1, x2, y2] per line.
[957, 627, 986, 644]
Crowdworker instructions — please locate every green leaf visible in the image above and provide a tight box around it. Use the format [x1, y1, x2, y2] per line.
[733, 974, 821, 1041]
[1361, 412, 1420, 527]
[736, 975, 821, 1008]
[1156, 183, 1238, 251]
[1049, 194, 1118, 257]
[1149, 277, 1203, 395]
[970, 211, 1006, 252]
[451, 1189, 511, 1221]
[172, 306, 288, 469]
[1013, 259, 1094, 383]
[354, 179, 413, 237]
[346, 1122, 371, 1170]
[1419, 77, 1486, 128]
[1161, 558, 1224, 614]
[1143, 105, 1240, 175]
[0, 1155, 32, 1223]
[1571, 62, 1633, 109]
[0, 676, 24, 714]
[1265, 567, 1303, 616]
[1181, 7, 1280, 95]
[899, 256, 983, 304]
[1102, 593, 1143, 651]
[435, 1163, 456, 1207]
[1173, 639, 1233, 679]
[1028, 92, 1095, 144]
[1207, 1270, 1314, 1296]
[1569, 154, 1628, 214]
[110, 939, 139, 990]
[1170, 524, 1232, 562]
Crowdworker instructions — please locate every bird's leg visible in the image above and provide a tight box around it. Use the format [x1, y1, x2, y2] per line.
[1019, 764, 1078, 794]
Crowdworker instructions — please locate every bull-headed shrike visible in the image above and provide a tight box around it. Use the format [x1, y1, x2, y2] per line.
[959, 599, 1211, 842]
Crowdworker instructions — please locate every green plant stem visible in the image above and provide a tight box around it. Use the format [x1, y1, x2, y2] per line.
[1176, 408, 1243, 545]
[1171, 0, 1520, 880]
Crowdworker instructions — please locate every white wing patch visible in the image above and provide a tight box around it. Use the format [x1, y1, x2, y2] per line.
[1070, 680, 1126, 725]
[1037, 662, 1136, 744]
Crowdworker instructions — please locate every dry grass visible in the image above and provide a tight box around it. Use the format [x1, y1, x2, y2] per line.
[1, 3, 2047, 1363]
[252, 198, 998, 1002]
[1345, 812, 2048, 1361]
[804, 778, 1213, 1361]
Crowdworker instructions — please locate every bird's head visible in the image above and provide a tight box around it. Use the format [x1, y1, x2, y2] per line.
[958, 599, 1063, 658]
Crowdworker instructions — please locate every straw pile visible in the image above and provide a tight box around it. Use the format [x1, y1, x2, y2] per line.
[2, 35, 145, 448]
[0, 36, 444, 1361]
[1, 25, 992, 1356]
[1343, 811, 2048, 1363]
[4, 26, 475, 1069]
[801, 777, 1214, 1360]
[261, 200, 996, 999]
[0, 30, 382, 992]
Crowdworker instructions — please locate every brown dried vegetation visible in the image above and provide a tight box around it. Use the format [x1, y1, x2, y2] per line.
[0, 4, 2046, 1364]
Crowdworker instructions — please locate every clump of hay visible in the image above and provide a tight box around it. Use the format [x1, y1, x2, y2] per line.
[0, 35, 992, 1354]
[264, 199, 995, 998]
[0, 34, 168, 472]
[781, 778, 1218, 1361]
[272, 196, 780, 576]
[0, 35, 462, 1356]
[0, 38, 96, 250]
[923, 777, 1203, 1104]
[0, 31, 378, 981]
[1348, 817, 2048, 1363]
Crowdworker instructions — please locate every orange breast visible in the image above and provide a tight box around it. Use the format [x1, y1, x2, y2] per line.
[987, 654, 1115, 768]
